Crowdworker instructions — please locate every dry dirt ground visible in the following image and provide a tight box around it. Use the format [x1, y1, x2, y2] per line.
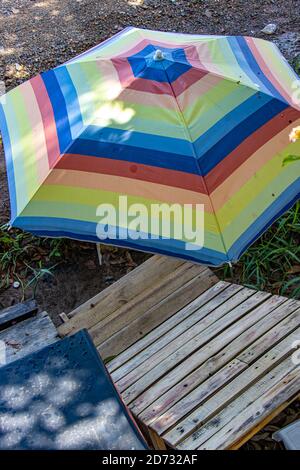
[0, 0, 300, 450]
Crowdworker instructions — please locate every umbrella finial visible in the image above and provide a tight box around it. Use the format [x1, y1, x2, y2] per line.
[153, 49, 164, 61]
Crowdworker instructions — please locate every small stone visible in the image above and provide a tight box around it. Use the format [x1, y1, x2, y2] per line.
[205, 9, 212, 18]
[15, 63, 22, 71]
[261, 23, 277, 35]
[13, 281, 20, 289]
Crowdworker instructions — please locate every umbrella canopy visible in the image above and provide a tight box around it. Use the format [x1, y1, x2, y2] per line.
[0, 27, 299, 266]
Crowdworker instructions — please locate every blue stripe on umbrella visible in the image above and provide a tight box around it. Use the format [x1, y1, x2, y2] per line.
[41, 69, 72, 153]
[54, 66, 83, 139]
[67, 137, 200, 174]
[66, 97, 287, 176]
[197, 97, 288, 174]
[235, 36, 287, 102]
[13, 216, 229, 266]
[81, 125, 194, 156]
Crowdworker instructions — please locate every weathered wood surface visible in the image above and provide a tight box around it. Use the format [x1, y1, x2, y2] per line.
[137, 298, 298, 424]
[175, 358, 298, 450]
[199, 369, 300, 450]
[165, 327, 300, 446]
[107, 281, 229, 374]
[110, 280, 300, 450]
[117, 289, 269, 401]
[99, 268, 217, 360]
[121, 289, 270, 407]
[59, 255, 184, 334]
[58, 255, 218, 358]
[227, 392, 300, 450]
[0, 311, 59, 365]
[0, 299, 38, 331]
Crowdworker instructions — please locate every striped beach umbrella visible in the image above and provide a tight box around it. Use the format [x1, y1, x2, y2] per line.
[0, 28, 299, 266]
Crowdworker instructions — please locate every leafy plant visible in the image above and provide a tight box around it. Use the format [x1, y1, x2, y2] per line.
[0, 224, 67, 291]
[283, 154, 300, 166]
[216, 202, 300, 298]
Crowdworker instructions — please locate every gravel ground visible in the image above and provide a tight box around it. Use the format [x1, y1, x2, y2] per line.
[0, 0, 299, 450]
[1, 0, 300, 91]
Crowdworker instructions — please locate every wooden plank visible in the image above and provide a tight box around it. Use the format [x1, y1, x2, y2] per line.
[106, 280, 228, 373]
[116, 287, 264, 392]
[71, 254, 180, 318]
[130, 295, 295, 416]
[0, 312, 59, 365]
[99, 270, 218, 360]
[194, 302, 300, 382]
[163, 327, 300, 446]
[228, 393, 300, 450]
[58, 255, 186, 336]
[156, 304, 300, 435]
[148, 358, 247, 434]
[124, 290, 272, 409]
[238, 307, 300, 364]
[110, 282, 241, 381]
[90, 263, 208, 347]
[177, 355, 299, 450]
[147, 322, 300, 434]
[198, 369, 300, 450]
[0, 300, 38, 331]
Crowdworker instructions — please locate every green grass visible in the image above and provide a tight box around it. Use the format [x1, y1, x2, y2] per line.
[0, 225, 67, 292]
[216, 201, 300, 298]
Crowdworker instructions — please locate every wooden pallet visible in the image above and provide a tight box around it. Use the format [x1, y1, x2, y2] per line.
[106, 281, 300, 450]
[0, 301, 59, 366]
[0, 299, 38, 331]
[58, 255, 300, 449]
[58, 255, 218, 359]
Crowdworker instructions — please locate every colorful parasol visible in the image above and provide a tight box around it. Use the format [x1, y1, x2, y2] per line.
[0, 28, 299, 265]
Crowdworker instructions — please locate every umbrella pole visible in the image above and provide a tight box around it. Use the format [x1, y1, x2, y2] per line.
[96, 243, 102, 266]
[227, 261, 234, 281]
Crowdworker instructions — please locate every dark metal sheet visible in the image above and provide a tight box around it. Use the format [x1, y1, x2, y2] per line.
[0, 330, 148, 450]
